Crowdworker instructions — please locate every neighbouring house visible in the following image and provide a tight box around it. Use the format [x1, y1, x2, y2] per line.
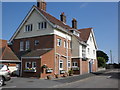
[0, 39, 21, 75]
[9, 0, 98, 78]
[71, 28, 98, 75]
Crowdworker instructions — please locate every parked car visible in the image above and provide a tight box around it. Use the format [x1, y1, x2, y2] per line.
[0, 64, 11, 86]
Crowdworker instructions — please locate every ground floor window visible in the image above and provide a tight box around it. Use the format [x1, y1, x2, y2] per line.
[68, 60, 71, 68]
[72, 62, 78, 67]
[25, 62, 31, 69]
[32, 62, 36, 68]
[59, 60, 63, 70]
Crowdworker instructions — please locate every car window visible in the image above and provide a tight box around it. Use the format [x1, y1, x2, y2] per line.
[0, 64, 4, 69]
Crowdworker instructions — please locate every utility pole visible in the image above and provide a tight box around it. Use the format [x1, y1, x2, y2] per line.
[110, 50, 112, 64]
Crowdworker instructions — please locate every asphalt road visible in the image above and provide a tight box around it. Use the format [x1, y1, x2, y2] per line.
[51, 69, 119, 88]
[1, 69, 119, 89]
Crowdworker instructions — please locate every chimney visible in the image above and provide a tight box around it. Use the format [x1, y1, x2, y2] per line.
[72, 18, 77, 29]
[60, 12, 66, 24]
[37, 0, 46, 11]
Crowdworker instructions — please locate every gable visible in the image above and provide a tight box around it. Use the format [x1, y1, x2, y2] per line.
[87, 31, 97, 49]
[14, 8, 54, 40]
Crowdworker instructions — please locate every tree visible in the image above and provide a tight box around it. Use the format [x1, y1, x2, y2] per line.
[97, 50, 109, 62]
[97, 57, 106, 68]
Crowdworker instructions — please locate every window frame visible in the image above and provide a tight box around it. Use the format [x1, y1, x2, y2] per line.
[72, 62, 78, 67]
[25, 24, 33, 32]
[32, 62, 37, 69]
[38, 22, 47, 30]
[57, 39, 62, 47]
[68, 60, 71, 68]
[25, 40, 30, 50]
[59, 60, 63, 70]
[34, 40, 39, 46]
[20, 41, 24, 51]
[25, 62, 31, 69]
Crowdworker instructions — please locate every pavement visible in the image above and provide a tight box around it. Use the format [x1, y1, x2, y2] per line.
[1, 69, 119, 89]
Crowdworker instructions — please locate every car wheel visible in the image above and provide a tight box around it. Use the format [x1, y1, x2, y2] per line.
[0, 77, 4, 87]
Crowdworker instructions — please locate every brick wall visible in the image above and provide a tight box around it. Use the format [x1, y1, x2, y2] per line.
[92, 59, 98, 72]
[11, 35, 54, 58]
[82, 60, 89, 74]
[22, 58, 41, 78]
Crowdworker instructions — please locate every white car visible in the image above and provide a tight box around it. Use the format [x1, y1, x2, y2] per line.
[0, 64, 11, 86]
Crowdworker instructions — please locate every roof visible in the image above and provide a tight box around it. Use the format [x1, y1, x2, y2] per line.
[22, 49, 52, 57]
[35, 6, 72, 30]
[0, 39, 19, 61]
[78, 28, 92, 42]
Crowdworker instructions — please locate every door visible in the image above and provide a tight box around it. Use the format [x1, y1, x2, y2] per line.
[89, 61, 92, 73]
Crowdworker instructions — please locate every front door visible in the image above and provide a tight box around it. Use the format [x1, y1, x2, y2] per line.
[89, 61, 92, 73]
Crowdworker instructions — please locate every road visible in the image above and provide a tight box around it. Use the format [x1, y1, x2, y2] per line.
[51, 69, 119, 88]
[1, 69, 119, 89]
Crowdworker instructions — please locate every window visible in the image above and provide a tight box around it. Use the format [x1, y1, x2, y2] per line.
[25, 40, 30, 50]
[93, 50, 95, 55]
[25, 24, 33, 32]
[64, 40, 67, 48]
[82, 46, 86, 58]
[57, 39, 62, 46]
[20, 41, 24, 51]
[90, 36, 92, 42]
[59, 60, 63, 70]
[32, 62, 36, 68]
[35, 40, 39, 46]
[72, 62, 78, 67]
[38, 22, 47, 30]
[68, 60, 71, 68]
[70, 41, 72, 49]
[88, 48, 90, 54]
[25, 62, 31, 69]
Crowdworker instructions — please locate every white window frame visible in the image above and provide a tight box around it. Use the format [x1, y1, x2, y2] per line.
[82, 46, 86, 58]
[64, 40, 67, 48]
[38, 22, 47, 30]
[25, 62, 31, 69]
[25, 24, 33, 32]
[32, 62, 36, 69]
[88, 48, 90, 54]
[57, 39, 62, 46]
[72, 62, 78, 67]
[20, 41, 24, 51]
[34, 40, 39, 46]
[25, 40, 30, 50]
[93, 50, 95, 55]
[68, 60, 71, 68]
[59, 60, 63, 70]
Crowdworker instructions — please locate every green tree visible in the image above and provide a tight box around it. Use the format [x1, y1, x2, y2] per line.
[97, 57, 106, 68]
[97, 50, 109, 62]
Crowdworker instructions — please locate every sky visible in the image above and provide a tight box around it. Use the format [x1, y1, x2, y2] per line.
[2, 2, 118, 63]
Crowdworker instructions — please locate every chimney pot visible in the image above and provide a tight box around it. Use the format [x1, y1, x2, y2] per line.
[60, 12, 66, 24]
[72, 18, 77, 29]
[37, 0, 46, 11]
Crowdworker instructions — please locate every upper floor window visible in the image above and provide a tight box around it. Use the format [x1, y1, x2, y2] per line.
[57, 39, 62, 46]
[20, 41, 24, 51]
[93, 50, 95, 55]
[90, 36, 92, 42]
[25, 24, 33, 32]
[38, 22, 47, 30]
[25, 40, 30, 50]
[88, 48, 90, 54]
[82, 46, 86, 58]
[64, 40, 67, 48]
[34, 40, 39, 46]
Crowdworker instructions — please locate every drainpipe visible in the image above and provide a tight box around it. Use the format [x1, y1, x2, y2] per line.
[66, 37, 68, 72]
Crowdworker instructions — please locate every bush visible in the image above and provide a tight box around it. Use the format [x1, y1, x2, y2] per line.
[97, 57, 106, 68]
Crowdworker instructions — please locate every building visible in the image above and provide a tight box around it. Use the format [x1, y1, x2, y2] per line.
[9, 0, 98, 78]
[0, 39, 20, 74]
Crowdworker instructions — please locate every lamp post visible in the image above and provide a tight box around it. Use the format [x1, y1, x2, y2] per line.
[110, 50, 112, 64]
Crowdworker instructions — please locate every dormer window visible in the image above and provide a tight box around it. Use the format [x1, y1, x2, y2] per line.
[25, 24, 33, 32]
[38, 22, 47, 30]
[70, 30, 79, 37]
